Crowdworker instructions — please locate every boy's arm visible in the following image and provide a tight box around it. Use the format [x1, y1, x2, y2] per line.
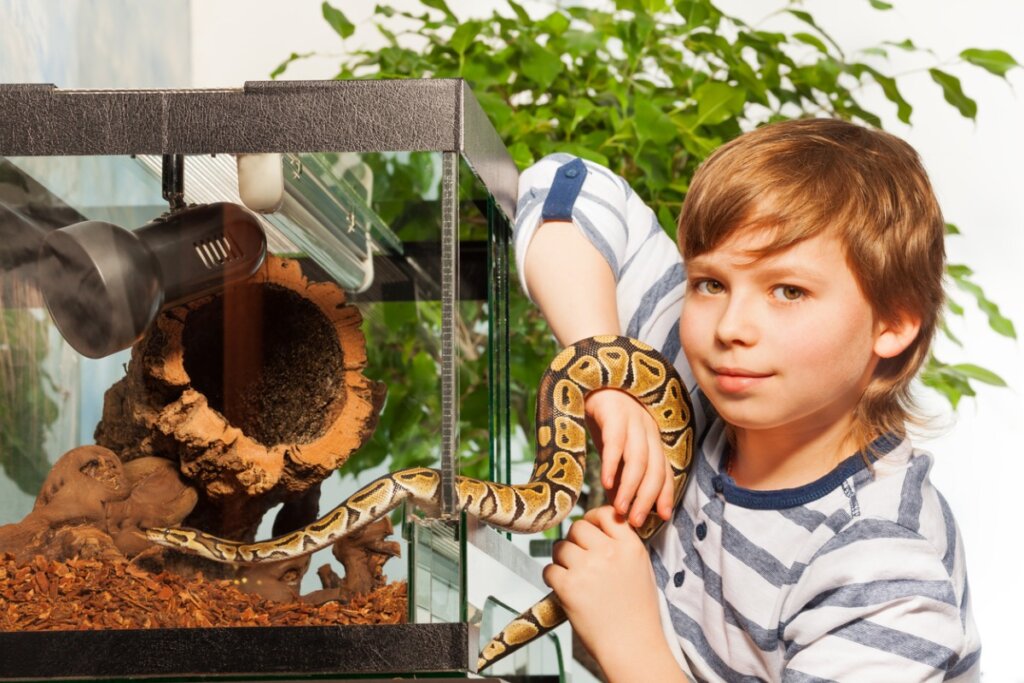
[523, 219, 675, 525]
[543, 506, 692, 683]
[523, 220, 620, 343]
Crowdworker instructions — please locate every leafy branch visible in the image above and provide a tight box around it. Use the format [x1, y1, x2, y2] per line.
[277, 0, 1019, 461]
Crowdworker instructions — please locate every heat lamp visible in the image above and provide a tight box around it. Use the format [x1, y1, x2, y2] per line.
[35, 155, 267, 358]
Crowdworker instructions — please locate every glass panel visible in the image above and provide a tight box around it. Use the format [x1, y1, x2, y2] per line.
[135, 152, 403, 293]
[483, 171, 513, 491]
[0, 84, 532, 681]
[0, 151, 467, 634]
[0, 150, 527, 678]
[457, 155, 572, 678]
[408, 515, 463, 625]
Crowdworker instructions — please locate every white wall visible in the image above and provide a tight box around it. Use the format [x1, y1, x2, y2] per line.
[0, 0, 191, 88]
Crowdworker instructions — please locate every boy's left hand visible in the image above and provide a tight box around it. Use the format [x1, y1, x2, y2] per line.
[543, 506, 664, 662]
[585, 388, 675, 527]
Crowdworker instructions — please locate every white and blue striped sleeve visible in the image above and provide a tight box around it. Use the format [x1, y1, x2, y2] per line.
[513, 154, 687, 361]
[515, 153, 632, 299]
[780, 518, 980, 682]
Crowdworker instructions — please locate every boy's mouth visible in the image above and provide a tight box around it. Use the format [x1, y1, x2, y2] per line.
[710, 366, 773, 393]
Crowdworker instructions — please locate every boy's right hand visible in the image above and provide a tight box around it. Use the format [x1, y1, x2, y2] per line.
[585, 388, 674, 528]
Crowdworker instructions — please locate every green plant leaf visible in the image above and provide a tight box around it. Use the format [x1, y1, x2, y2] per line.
[375, 23, 400, 46]
[561, 29, 604, 56]
[507, 141, 535, 168]
[921, 374, 967, 409]
[322, 2, 355, 39]
[270, 51, 314, 79]
[675, 0, 708, 26]
[692, 81, 746, 127]
[874, 72, 912, 123]
[929, 68, 977, 119]
[922, 355, 986, 409]
[562, 143, 610, 166]
[836, 99, 882, 127]
[940, 319, 963, 346]
[506, 0, 530, 22]
[951, 276, 1016, 338]
[421, 0, 457, 22]
[449, 21, 480, 56]
[885, 38, 918, 51]
[520, 43, 564, 89]
[945, 222, 961, 235]
[793, 32, 828, 54]
[960, 48, 1020, 78]
[642, 0, 671, 12]
[787, 9, 843, 56]
[868, 0, 893, 9]
[848, 63, 912, 124]
[475, 90, 514, 128]
[539, 10, 571, 36]
[568, 99, 596, 134]
[950, 363, 1007, 387]
[635, 98, 677, 144]
[946, 263, 973, 278]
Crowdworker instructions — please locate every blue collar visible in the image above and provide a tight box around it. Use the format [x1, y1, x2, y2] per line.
[711, 432, 903, 510]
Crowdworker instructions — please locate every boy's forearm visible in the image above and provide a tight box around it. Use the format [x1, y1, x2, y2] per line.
[596, 632, 691, 683]
[523, 220, 620, 345]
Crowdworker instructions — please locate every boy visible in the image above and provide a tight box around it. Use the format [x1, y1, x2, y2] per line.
[515, 118, 980, 682]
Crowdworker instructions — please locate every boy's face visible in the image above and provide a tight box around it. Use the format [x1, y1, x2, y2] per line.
[680, 228, 885, 437]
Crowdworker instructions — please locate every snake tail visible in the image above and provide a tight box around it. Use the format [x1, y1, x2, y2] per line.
[476, 592, 567, 672]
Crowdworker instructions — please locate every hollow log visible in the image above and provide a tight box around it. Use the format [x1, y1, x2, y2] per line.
[94, 255, 386, 544]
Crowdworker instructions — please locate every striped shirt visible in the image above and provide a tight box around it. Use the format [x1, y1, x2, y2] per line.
[514, 154, 980, 682]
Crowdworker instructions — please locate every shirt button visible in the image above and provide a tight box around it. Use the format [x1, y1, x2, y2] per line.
[695, 522, 707, 540]
[564, 167, 579, 178]
[673, 571, 685, 587]
[712, 475, 724, 493]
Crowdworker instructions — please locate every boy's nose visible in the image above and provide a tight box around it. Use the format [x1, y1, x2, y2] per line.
[714, 296, 759, 346]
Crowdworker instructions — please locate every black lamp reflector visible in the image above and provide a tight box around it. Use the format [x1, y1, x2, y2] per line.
[37, 202, 266, 359]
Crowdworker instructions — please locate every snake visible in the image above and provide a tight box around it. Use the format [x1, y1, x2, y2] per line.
[144, 334, 694, 672]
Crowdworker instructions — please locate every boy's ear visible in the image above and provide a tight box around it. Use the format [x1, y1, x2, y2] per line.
[873, 311, 922, 359]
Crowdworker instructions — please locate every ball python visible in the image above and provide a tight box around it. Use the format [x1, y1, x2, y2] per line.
[144, 334, 694, 672]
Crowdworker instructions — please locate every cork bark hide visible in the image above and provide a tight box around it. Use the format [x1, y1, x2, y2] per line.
[302, 517, 401, 605]
[94, 255, 386, 544]
[0, 445, 198, 564]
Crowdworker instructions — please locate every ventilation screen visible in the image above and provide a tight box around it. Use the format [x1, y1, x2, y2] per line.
[194, 235, 241, 269]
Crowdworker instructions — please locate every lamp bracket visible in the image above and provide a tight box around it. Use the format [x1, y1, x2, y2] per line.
[162, 153, 185, 211]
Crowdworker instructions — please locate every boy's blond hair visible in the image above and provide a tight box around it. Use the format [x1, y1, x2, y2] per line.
[677, 117, 946, 451]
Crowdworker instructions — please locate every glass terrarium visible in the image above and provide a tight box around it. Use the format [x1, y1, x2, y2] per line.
[0, 80, 565, 681]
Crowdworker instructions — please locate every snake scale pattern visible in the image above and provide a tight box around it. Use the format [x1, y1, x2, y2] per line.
[144, 335, 694, 672]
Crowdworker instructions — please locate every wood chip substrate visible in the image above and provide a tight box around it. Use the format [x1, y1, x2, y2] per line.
[0, 554, 407, 630]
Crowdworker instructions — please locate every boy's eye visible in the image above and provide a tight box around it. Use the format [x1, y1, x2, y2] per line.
[694, 279, 724, 294]
[772, 285, 804, 301]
